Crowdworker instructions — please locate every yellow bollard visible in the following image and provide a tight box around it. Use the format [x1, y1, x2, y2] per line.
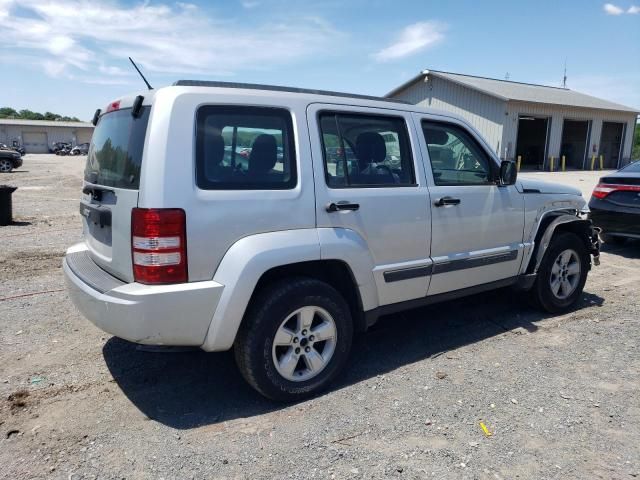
[516, 155, 522, 172]
[591, 155, 596, 170]
[549, 156, 554, 172]
[599, 155, 604, 170]
[561, 155, 566, 172]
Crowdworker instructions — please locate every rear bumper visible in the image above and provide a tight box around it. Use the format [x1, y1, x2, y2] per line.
[63, 243, 223, 347]
[588, 202, 640, 237]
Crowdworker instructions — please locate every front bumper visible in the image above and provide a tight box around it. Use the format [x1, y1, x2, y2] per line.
[63, 243, 224, 347]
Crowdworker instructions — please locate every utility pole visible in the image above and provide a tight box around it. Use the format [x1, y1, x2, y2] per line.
[562, 59, 567, 88]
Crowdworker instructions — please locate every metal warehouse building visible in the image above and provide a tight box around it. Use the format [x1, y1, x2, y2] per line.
[387, 69, 639, 170]
[0, 119, 94, 153]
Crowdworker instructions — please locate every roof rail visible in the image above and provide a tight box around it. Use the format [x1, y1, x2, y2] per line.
[172, 80, 411, 104]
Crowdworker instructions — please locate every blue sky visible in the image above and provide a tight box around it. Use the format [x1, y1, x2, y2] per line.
[1, 0, 638, 120]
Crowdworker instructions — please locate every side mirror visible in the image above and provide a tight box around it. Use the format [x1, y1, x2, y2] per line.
[499, 160, 517, 186]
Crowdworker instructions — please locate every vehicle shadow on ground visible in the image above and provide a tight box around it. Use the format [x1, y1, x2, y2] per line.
[103, 288, 604, 430]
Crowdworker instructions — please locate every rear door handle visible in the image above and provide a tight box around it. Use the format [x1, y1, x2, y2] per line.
[434, 196, 461, 207]
[326, 201, 360, 212]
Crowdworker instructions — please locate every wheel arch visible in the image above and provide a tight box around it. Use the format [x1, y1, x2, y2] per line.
[525, 212, 596, 275]
[200, 229, 376, 352]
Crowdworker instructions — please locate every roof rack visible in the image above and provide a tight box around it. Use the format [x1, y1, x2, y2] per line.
[173, 80, 411, 104]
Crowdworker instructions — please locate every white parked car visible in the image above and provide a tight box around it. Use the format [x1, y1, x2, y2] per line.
[64, 82, 601, 400]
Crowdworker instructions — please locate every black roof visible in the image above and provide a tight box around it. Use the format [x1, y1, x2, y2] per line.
[173, 80, 410, 104]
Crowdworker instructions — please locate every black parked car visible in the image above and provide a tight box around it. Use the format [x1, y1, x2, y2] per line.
[0, 143, 25, 156]
[0, 148, 23, 173]
[589, 161, 640, 244]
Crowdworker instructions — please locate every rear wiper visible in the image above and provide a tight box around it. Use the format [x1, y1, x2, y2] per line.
[82, 185, 114, 202]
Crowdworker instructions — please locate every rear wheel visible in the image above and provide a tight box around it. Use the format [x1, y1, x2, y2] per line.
[234, 277, 353, 401]
[0, 159, 13, 173]
[530, 232, 589, 313]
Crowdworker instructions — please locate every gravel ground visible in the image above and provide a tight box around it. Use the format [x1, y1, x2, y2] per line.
[1, 155, 639, 480]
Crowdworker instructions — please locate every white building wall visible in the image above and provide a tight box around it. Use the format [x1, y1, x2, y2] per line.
[391, 76, 506, 154]
[502, 102, 636, 167]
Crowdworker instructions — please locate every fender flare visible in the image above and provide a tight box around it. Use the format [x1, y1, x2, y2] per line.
[528, 214, 600, 275]
[200, 228, 378, 352]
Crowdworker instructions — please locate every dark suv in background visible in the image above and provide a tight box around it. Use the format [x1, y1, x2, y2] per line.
[0, 147, 23, 173]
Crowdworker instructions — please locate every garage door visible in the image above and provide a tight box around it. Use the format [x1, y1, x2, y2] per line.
[76, 129, 93, 145]
[22, 132, 49, 153]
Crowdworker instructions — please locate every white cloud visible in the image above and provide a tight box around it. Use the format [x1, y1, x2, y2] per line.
[373, 21, 445, 62]
[0, 0, 341, 82]
[242, 1, 261, 8]
[628, 5, 640, 13]
[603, 3, 625, 14]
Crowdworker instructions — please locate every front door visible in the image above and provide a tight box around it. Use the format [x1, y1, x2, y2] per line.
[308, 104, 431, 307]
[416, 116, 525, 296]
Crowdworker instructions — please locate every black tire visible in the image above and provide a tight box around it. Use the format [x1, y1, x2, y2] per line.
[601, 233, 626, 245]
[234, 277, 353, 401]
[530, 232, 590, 313]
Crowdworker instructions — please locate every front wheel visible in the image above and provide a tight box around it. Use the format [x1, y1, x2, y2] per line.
[234, 277, 353, 401]
[530, 232, 590, 313]
[0, 159, 13, 173]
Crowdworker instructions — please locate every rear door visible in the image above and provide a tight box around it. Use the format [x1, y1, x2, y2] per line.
[308, 103, 431, 306]
[416, 115, 525, 295]
[81, 106, 150, 282]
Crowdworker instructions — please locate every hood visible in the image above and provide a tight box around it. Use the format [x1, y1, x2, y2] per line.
[516, 178, 582, 197]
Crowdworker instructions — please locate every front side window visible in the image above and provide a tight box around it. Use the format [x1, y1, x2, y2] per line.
[422, 121, 494, 186]
[320, 113, 415, 188]
[196, 106, 296, 190]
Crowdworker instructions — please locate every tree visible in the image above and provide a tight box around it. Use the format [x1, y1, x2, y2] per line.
[633, 122, 640, 160]
[0, 107, 81, 122]
[0, 107, 18, 118]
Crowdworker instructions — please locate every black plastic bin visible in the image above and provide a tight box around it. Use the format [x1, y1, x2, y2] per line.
[0, 185, 17, 226]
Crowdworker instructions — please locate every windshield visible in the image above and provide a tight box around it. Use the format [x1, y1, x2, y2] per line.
[84, 107, 150, 189]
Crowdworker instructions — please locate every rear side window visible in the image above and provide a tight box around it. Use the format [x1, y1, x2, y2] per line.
[196, 106, 296, 190]
[85, 107, 150, 189]
[319, 112, 415, 188]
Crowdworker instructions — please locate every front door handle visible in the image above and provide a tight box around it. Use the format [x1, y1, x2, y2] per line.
[434, 196, 461, 207]
[326, 201, 360, 212]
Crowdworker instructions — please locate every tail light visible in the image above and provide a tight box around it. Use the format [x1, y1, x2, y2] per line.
[592, 182, 640, 200]
[132, 208, 187, 284]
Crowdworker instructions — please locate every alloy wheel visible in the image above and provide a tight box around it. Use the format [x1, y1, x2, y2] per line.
[549, 248, 581, 300]
[271, 306, 337, 382]
[0, 159, 13, 172]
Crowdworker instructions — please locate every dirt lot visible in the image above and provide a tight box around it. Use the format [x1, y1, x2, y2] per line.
[1, 155, 639, 480]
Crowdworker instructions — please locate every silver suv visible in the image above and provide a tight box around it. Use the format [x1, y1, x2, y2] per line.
[64, 82, 600, 400]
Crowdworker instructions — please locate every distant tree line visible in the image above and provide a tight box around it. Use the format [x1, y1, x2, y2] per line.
[0, 107, 80, 122]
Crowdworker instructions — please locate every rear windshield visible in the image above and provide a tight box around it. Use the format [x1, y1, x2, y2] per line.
[84, 107, 150, 189]
[621, 161, 640, 173]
